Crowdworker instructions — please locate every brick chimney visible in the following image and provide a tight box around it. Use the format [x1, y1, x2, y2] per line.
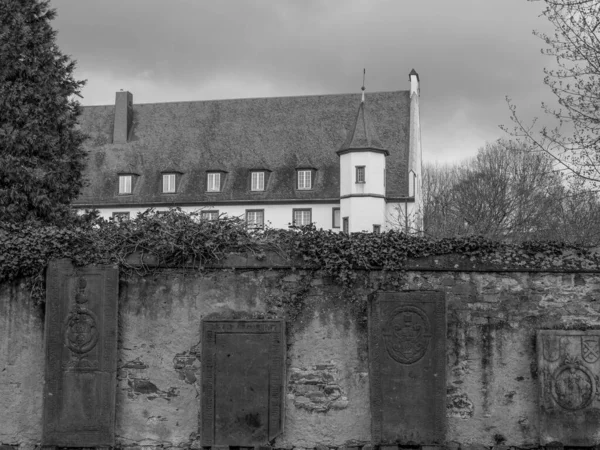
[113, 91, 133, 143]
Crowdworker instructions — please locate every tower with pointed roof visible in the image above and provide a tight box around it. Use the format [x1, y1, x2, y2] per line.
[336, 90, 389, 233]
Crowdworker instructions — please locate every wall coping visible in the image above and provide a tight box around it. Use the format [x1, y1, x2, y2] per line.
[124, 251, 600, 274]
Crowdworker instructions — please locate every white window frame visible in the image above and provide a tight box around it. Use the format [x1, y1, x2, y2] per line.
[297, 170, 312, 190]
[201, 210, 219, 221]
[409, 170, 416, 197]
[332, 208, 341, 228]
[207, 172, 221, 192]
[251, 171, 265, 191]
[112, 211, 130, 221]
[162, 173, 177, 193]
[293, 209, 312, 226]
[118, 175, 132, 194]
[356, 166, 366, 183]
[342, 217, 349, 234]
[246, 209, 264, 229]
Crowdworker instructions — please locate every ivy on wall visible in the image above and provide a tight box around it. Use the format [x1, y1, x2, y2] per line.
[1, 209, 599, 304]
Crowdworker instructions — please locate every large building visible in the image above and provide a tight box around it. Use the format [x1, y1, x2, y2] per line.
[73, 70, 423, 233]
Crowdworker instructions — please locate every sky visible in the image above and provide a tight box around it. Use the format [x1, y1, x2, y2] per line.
[50, 0, 557, 164]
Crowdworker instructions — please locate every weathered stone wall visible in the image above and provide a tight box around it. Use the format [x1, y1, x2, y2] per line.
[2, 262, 600, 449]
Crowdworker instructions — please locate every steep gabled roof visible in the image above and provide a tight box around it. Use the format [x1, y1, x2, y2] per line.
[337, 99, 389, 155]
[73, 91, 411, 207]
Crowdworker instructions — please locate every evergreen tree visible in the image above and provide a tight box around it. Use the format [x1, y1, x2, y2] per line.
[0, 0, 86, 223]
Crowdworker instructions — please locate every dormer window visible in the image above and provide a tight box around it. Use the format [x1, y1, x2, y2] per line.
[356, 166, 366, 183]
[297, 169, 314, 190]
[118, 174, 134, 195]
[207, 172, 221, 192]
[162, 173, 177, 193]
[251, 171, 265, 191]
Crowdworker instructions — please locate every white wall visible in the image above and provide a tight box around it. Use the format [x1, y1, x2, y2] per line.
[340, 196, 386, 233]
[88, 203, 341, 230]
[408, 73, 423, 232]
[339, 152, 386, 197]
[385, 201, 420, 233]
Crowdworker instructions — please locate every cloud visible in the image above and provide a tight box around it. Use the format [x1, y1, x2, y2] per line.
[51, 0, 558, 163]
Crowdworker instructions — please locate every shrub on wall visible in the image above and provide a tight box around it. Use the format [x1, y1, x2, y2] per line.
[1, 209, 600, 304]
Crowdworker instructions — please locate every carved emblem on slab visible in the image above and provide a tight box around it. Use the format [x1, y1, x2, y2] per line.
[582, 337, 600, 363]
[64, 278, 99, 369]
[543, 334, 561, 362]
[538, 330, 600, 446]
[551, 358, 595, 410]
[382, 306, 432, 364]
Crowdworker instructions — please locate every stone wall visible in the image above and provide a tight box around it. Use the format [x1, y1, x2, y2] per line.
[2, 259, 600, 449]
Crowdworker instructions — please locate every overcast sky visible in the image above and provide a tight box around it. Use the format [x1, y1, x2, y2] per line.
[50, 0, 556, 164]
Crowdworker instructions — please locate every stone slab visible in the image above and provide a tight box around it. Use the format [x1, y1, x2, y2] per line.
[201, 320, 285, 446]
[42, 260, 119, 447]
[368, 291, 446, 444]
[538, 330, 600, 445]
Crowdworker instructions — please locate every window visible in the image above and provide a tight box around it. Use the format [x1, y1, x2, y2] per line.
[251, 171, 265, 191]
[118, 175, 132, 194]
[112, 212, 130, 221]
[246, 209, 264, 229]
[293, 209, 312, 226]
[207, 172, 221, 192]
[332, 208, 341, 228]
[342, 217, 349, 234]
[373, 224, 381, 234]
[297, 169, 312, 190]
[162, 173, 177, 193]
[356, 166, 366, 183]
[409, 171, 416, 197]
[201, 210, 219, 221]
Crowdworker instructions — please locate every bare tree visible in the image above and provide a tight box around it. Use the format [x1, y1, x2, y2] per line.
[453, 141, 563, 240]
[547, 178, 600, 244]
[421, 140, 600, 243]
[421, 163, 465, 237]
[504, 0, 600, 185]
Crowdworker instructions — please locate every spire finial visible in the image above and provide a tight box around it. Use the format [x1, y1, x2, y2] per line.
[361, 68, 366, 102]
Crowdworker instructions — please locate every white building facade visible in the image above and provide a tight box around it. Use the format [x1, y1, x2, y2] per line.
[74, 71, 423, 233]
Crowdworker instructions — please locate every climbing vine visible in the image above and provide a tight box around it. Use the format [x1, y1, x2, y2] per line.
[1, 208, 599, 304]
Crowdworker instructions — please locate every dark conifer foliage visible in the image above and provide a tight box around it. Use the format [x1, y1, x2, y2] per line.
[0, 0, 86, 223]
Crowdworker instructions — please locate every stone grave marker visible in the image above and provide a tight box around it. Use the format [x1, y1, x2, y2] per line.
[201, 320, 285, 446]
[42, 259, 119, 447]
[538, 330, 600, 445]
[369, 291, 446, 444]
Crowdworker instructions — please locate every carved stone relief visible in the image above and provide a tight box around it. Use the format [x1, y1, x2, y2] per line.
[200, 320, 285, 447]
[369, 291, 446, 445]
[42, 260, 119, 447]
[538, 330, 600, 445]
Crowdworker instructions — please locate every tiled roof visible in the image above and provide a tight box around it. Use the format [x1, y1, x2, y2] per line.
[337, 100, 387, 154]
[74, 91, 411, 207]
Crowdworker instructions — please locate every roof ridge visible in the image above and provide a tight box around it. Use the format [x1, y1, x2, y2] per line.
[81, 90, 409, 108]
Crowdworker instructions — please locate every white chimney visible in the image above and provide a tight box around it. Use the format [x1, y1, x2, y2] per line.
[409, 69, 420, 97]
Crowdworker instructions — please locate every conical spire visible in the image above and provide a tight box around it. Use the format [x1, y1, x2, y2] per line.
[337, 96, 388, 155]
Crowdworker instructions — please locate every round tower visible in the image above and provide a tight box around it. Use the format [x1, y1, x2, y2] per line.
[336, 91, 389, 233]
